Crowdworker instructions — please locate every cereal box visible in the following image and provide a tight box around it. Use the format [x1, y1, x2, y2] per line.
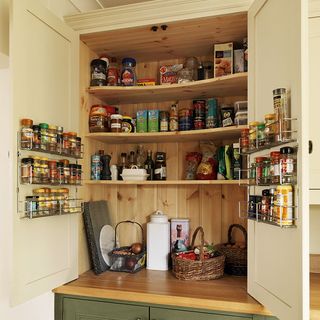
[148, 110, 159, 132]
[136, 110, 148, 133]
[214, 42, 233, 77]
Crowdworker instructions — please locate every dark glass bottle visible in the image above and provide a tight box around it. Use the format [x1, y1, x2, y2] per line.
[128, 151, 136, 168]
[154, 152, 167, 180]
[144, 150, 154, 181]
[118, 152, 127, 180]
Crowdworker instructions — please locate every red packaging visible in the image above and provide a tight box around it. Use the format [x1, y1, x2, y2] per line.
[159, 64, 183, 85]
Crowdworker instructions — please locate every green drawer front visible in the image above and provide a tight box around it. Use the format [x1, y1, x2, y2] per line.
[150, 307, 252, 320]
[63, 297, 149, 320]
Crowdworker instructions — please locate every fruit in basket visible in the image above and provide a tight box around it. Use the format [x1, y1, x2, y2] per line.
[131, 242, 143, 254]
[125, 257, 136, 270]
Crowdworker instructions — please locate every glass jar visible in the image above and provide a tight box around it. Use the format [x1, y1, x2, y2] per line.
[121, 116, 134, 133]
[25, 196, 39, 217]
[160, 111, 169, 132]
[257, 123, 266, 147]
[69, 164, 77, 185]
[280, 147, 295, 184]
[75, 137, 82, 158]
[32, 125, 41, 150]
[110, 114, 123, 132]
[249, 162, 256, 185]
[20, 118, 33, 149]
[261, 189, 270, 220]
[48, 160, 58, 184]
[273, 88, 290, 142]
[48, 125, 57, 152]
[33, 156, 42, 184]
[69, 132, 77, 156]
[76, 164, 82, 185]
[269, 188, 276, 222]
[255, 157, 267, 185]
[62, 133, 70, 155]
[62, 159, 70, 184]
[249, 121, 259, 150]
[33, 188, 48, 215]
[90, 59, 107, 86]
[21, 157, 34, 184]
[107, 57, 119, 86]
[120, 58, 136, 86]
[50, 189, 58, 213]
[60, 188, 70, 213]
[169, 104, 178, 132]
[260, 158, 271, 185]
[39, 123, 49, 151]
[40, 157, 49, 184]
[270, 151, 281, 184]
[264, 113, 276, 145]
[240, 128, 249, 153]
[56, 126, 63, 154]
[57, 161, 64, 184]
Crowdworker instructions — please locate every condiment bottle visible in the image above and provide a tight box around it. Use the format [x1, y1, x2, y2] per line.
[261, 189, 270, 221]
[32, 125, 41, 150]
[107, 57, 119, 86]
[110, 114, 123, 132]
[144, 150, 155, 181]
[280, 147, 295, 184]
[240, 128, 249, 153]
[154, 152, 167, 180]
[273, 88, 290, 141]
[20, 119, 33, 149]
[169, 104, 178, 132]
[159, 111, 169, 132]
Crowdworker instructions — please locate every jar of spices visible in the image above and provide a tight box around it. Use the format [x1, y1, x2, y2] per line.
[261, 189, 270, 221]
[21, 157, 34, 184]
[62, 133, 70, 155]
[39, 123, 49, 151]
[69, 164, 77, 185]
[20, 119, 33, 149]
[273, 88, 290, 142]
[264, 114, 276, 145]
[169, 104, 178, 132]
[270, 151, 281, 184]
[269, 188, 276, 222]
[257, 123, 266, 147]
[110, 114, 123, 132]
[40, 157, 49, 184]
[48, 160, 58, 184]
[33, 156, 42, 184]
[275, 185, 293, 226]
[280, 147, 295, 184]
[32, 125, 41, 150]
[60, 188, 70, 213]
[240, 128, 250, 153]
[75, 137, 82, 158]
[68, 132, 77, 156]
[25, 196, 39, 217]
[255, 157, 267, 185]
[260, 158, 271, 185]
[33, 188, 48, 215]
[50, 189, 58, 213]
[154, 152, 167, 180]
[56, 126, 63, 154]
[249, 121, 259, 150]
[120, 58, 137, 86]
[90, 59, 107, 86]
[76, 164, 82, 185]
[160, 111, 169, 132]
[48, 125, 57, 152]
[62, 159, 70, 184]
[121, 116, 134, 133]
[249, 162, 256, 185]
[57, 161, 64, 184]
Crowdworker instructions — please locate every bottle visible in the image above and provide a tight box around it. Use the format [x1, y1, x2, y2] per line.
[144, 150, 155, 181]
[118, 153, 127, 180]
[128, 151, 136, 168]
[107, 57, 119, 86]
[169, 104, 178, 132]
[136, 145, 145, 168]
[154, 152, 167, 180]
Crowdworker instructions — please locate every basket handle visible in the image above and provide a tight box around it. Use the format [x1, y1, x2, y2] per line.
[190, 226, 205, 261]
[114, 220, 144, 245]
[227, 224, 247, 245]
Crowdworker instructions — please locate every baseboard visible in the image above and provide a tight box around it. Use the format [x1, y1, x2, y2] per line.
[310, 254, 320, 273]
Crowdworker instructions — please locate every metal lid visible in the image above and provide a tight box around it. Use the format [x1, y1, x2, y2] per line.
[111, 114, 123, 120]
[273, 88, 286, 95]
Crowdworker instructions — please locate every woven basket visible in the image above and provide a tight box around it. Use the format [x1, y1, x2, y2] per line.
[172, 226, 225, 281]
[214, 224, 247, 276]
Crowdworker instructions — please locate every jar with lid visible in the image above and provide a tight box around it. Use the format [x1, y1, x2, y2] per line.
[257, 123, 266, 147]
[275, 185, 293, 226]
[69, 164, 77, 185]
[89, 105, 107, 133]
[110, 114, 123, 132]
[60, 188, 70, 213]
[121, 58, 136, 86]
[249, 121, 259, 150]
[21, 157, 34, 184]
[50, 189, 59, 213]
[260, 158, 271, 185]
[121, 116, 134, 133]
[57, 161, 64, 184]
[273, 88, 290, 141]
[255, 157, 267, 185]
[25, 196, 39, 217]
[33, 188, 49, 215]
[75, 137, 82, 158]
[40, 157, 49, 183]
[280, 147, 295, 184]
[48, 125, 57, 152]
[68, 132, 77, 156]
[20, 119, 33, 149]
[159, 111, 169, 132]
[56, 126, 63, 154]
[90, 59, 107, 86]
[169, 104, 178, 132]
[76, 164, 82, 185]
[261, 189, 270, 220]
[240, 128, 249, 153]
[264, 114, 276, 145]
[107, 57, 119, 86]
[62, 133, 70, 155]
[154, 152, 167, 180]
[62, 159, 70, 184]
[48, 160, 58, 184]
[39, 123, 49, 151]
[269, 188, 276, 222]
[270, 151, 281, 184]
[249, 162, 256, 185]
[32, 125, 41, 150]
[33, 156, 42, 184]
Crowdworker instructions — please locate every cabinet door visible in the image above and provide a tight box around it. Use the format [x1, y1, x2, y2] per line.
[63, 298, 149, 320]
[150, 307, 252, 320]
[248, 0, 309, 319]
[11, 0, 79, 305]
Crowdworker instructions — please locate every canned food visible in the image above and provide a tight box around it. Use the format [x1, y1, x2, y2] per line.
[275, 185, 293, 226]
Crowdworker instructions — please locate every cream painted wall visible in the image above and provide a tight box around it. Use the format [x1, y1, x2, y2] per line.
[0, 0, 9, 67]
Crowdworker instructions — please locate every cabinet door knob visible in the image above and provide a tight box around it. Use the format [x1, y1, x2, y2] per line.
[309, 140, 313, 154]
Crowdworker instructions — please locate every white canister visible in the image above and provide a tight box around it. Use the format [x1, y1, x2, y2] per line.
[147, 210, 170, 271]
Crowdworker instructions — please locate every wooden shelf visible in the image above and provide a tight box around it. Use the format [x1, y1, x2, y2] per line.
[84, 180, 248, 186]
[87, 73, 247, 104]
[86, 125, 246, 144]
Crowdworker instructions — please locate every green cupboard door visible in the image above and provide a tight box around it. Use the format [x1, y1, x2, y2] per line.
[150, 307, 252, 320]
[63, 298, 149, 320]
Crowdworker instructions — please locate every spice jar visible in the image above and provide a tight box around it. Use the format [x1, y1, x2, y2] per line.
[90, 59, 107, 86]
[280, 147, 295, 184]
[48, 160, 58, 184]
[76, 164, 82, 185]
[75, 137, 82, 158]
[20, 119, 33, 149]
[264, 114, 276, 145]
[69, 132, 77, 156]
[121, 58, 136, 86]
[40, 157, 49, 183]
[57, 126, 63, 154]
[249, 162, 256, 185]
[275, 185, 293, 226]
[121, 116, 134, 133]
[255, 157, 267, 185]
[270, 151, 281, 184]
[33, 188, 50, 215]
[62, 133, 70, 155]
[160, 111, 169, 132]
[240, 128, 249, 153]
[154, 152, 167, 180]
[69, 164, 77, 185]
[62, 159, 70, 184]
[257, 123, 266, 147]
[110, 114, 123, 132]
[32, 125, 41, 150]
[273, 88, 290, 141]
[48, 125, 57, 152]
[21, 157, 34, 184]
[249, 121, 259, 150]
[269, 188, 276, 222]
[25, 196, 39, 217]
[39, 123, 49, 151]
[50, 189, 59, 213]
[260, 158, 271, 185]
[60, 188, 70, 213]
[261, 189, 270, 220]
[57, 161, 64, 184]
[33, 157, 42, 184]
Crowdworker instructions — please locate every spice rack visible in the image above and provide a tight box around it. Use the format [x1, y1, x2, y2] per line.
[17, 129, 84, 219]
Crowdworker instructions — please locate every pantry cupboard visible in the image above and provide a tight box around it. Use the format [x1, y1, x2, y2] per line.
[9, 0, 313, 320]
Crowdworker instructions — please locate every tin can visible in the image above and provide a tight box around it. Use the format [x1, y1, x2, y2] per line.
[206, 98, 218, 129]
[91, 155, 101, 180]
[275, 185, 293, 226]
[160, 111, 169, 132]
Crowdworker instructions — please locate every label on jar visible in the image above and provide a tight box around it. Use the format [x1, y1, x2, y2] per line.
[121, 69, 134, 86]
[160, 120, 168, 132]
[155, 167, 167, 178]
[281, 159, 294, 175]
[169, 118, 178, 131]
[92, 71, 106, 80]
[270, 163, 280, 176]
[111, 123, 121, 129]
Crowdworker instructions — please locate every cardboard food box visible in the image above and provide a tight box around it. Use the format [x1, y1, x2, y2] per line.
[214, 42, 233, 77]
[148, 110, 159, 132]
[159, 64, 183, 85]
[170, 218, 190, 252]
[137, 78, 156, 86]
[136, 110, 148, 133]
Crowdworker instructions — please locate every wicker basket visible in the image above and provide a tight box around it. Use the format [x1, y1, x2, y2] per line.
[214, 224, 247, 276]
[171, 226, 225, 280]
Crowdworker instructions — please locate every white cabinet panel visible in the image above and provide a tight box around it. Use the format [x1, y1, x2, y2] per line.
[248, 0, 309, 319]
[10, 0, 79, 305]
